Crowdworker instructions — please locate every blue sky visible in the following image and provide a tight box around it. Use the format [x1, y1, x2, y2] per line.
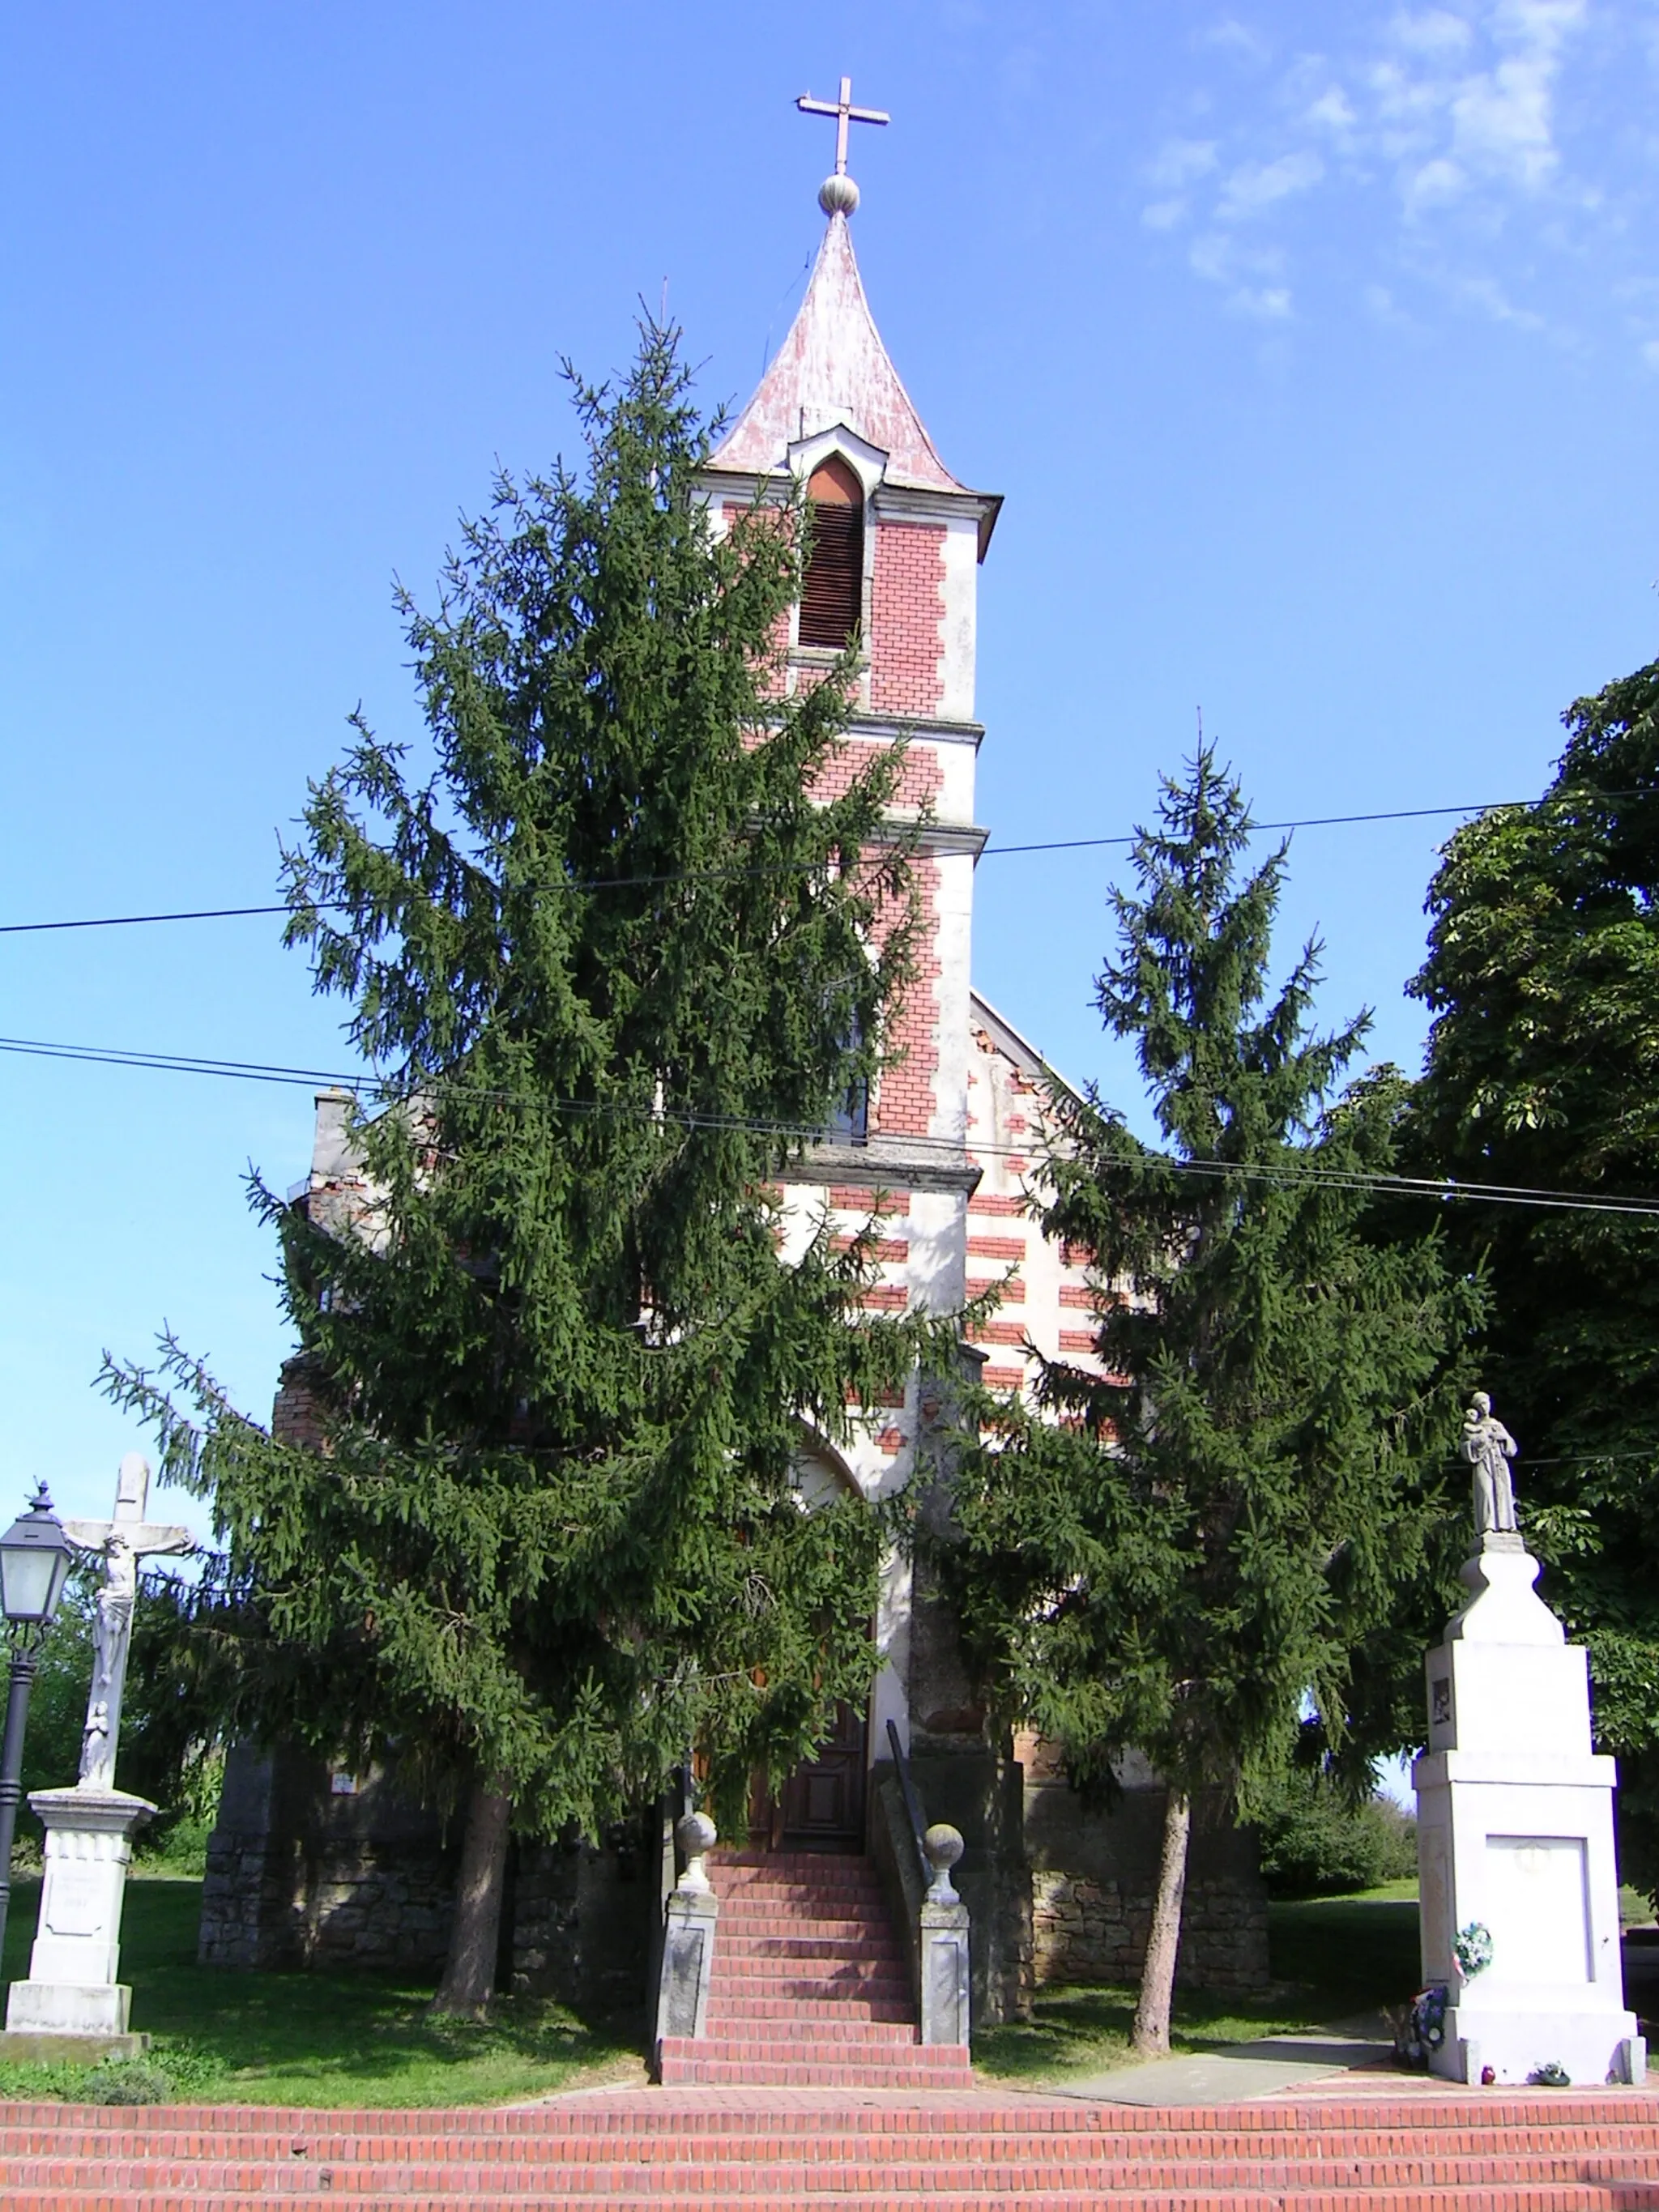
[2, 1, 1657, 1527]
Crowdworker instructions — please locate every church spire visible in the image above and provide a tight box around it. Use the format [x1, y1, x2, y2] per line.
[710, 79, 975, 498]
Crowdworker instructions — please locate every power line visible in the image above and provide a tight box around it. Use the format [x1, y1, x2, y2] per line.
[0, 791, 1623, 939]
[4, 1029, 1659, 1221]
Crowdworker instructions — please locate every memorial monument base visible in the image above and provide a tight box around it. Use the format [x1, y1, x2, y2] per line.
[1430, 2005, 1644, 2089]
[1415, 1537, 1642, 2090]
[0, 2028, 148, 2063]
[2, 1785, 155, 2043]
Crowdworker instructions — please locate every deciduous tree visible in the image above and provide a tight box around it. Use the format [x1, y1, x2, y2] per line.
[1409, 657, 1659, 1899]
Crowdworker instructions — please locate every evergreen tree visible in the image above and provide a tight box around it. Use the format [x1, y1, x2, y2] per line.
[1408, 657, 1659, 1900]
[941, 754, 1477, 2055]
[106, 324, 936, 2010]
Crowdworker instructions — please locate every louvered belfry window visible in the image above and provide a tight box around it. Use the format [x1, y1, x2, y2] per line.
[799, 457, 864, 648]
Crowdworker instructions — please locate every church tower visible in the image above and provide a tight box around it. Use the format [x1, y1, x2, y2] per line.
[696, 92, 1005, 1833]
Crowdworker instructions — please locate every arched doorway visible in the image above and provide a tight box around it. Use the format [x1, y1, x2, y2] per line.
[756, 1440, 872, 1852]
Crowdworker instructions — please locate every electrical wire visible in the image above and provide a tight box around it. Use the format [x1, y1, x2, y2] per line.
[4, 1029, 1659, 1220]
[0, 791, 1636, 938]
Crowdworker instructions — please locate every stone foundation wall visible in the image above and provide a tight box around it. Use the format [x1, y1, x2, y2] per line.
[198, 1741, 650, 2010]
[511, 1828, 650, 2015]
[1030, 1868, 1268, 1993]
[1023, 1763, 1269, 1994]
[198, 1744, 458, 1972]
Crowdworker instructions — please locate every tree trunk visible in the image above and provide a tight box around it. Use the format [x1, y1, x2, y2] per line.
[1131, 1784, 1192, 2059]
[431, 1775, 512, 2016]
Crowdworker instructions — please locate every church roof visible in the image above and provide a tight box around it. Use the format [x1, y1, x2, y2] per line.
[710, 212, 970, 496]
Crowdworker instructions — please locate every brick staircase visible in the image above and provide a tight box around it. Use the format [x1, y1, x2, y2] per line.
[657, 1847, 971, 2088]
[5, 2088, 1659, 2207]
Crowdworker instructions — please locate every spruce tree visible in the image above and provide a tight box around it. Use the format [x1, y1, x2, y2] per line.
[942, 753, 1477, 2055]
[105, 324, 935, 2011]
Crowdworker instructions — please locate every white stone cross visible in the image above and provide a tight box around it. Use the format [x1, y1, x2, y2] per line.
[62, 1453, 192, 1792]
[796, 76, 889, 177]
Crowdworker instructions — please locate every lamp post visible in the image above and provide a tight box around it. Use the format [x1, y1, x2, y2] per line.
[0, 1483, 73, 1975]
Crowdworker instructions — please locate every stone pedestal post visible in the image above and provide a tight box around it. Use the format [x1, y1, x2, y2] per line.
[1414, 1538, 1644, 2088]
[918, 1822, 970, 2046]
[2, 1786, 155, 2053]
[654, 1813, 719, 2051]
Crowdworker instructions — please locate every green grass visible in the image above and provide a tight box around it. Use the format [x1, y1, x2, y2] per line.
[975, 1883, 1422, 2084]
[0, 1874, 642, 2108]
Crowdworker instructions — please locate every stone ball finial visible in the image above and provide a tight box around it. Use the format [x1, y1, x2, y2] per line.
[923, 1822, 965, 1903]
[674, 1809, 717, 1897]
[819, 172, 860, 218]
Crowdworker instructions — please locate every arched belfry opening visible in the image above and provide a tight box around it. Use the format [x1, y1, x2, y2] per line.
[799, 454, 864, 647]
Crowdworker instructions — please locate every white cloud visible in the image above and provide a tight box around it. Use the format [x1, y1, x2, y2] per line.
[1405, 155, 1469, 210]
[1363, 283, 1418, 327]
[1218, 149, 1324, 219]
[1200, 19, 1271, 65]
[1303, 85, 1359, 133]
[1188, 231, 1294, 318]
[1389, 9, 1476, 60]
[1147, 137, 1220, 190]
[1143, 0, 1606, 339]
[1458, 273, 1546, 328]
[1382, 0, 1586, 202]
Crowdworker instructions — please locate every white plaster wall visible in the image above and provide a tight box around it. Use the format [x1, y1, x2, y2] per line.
[931, 849, 975, 1146]
[931, 731, 978, 824]
[937, 514, 979, 725]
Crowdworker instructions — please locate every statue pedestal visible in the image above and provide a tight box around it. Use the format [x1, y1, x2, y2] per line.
[3, 1785, 154, 2042]
[1414, 1540, 1644, 2087]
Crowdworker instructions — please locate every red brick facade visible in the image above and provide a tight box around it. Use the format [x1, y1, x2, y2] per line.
[868, 520, 947, 716]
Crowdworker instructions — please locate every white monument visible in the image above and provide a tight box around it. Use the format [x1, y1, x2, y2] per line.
[2, 1454, 190, 2050]
[1413, 1396, 1644, 2086]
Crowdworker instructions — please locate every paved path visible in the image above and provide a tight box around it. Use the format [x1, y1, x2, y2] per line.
[1047, 2023, 1397, 2105]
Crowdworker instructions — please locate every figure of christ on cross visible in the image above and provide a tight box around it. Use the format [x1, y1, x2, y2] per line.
[796, 76, 889, 178]
[62, 1453, 192, 1794]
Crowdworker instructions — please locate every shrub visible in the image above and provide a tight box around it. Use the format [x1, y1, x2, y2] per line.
[1254, 1770, 1418, 1896]
[79, 2060, 174, 2105]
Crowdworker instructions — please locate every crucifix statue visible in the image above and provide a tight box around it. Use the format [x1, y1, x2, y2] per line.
[796, 75, 889, 216]
[62, 1453, 192, 1793]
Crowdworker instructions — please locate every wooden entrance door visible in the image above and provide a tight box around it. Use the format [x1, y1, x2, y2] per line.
[778, 1702, 868, 1849]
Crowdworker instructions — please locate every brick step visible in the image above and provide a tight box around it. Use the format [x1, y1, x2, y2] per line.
[12, 2146, 1659, 2184]
[9, 2121, 1659, 2159]
[716, 1911, 898, 1929]
[679, 2021, 925, 2048]
[717, 1898, 890, 1919]
[706, 1997, 917, 2022]
[710, 1875, 885, 1889]
[10, 2157, 1659, 2199]
[715, 1935, 903, 1962]
[653, 2059, 977, 2089]
[715, 1869, 888, 1886]
[703, 1981, 911, 1999]
[0, 2193, 1641, 2212]
[715, 1892, 888, 1911]
[660, 2031, 962, 2060]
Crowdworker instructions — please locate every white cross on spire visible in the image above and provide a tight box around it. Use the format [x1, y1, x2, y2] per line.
[796, 76, 889, 176]
[796, 77, 889, 217]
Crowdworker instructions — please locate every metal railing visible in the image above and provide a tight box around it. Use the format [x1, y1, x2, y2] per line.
[886, 1717, 932, 1885]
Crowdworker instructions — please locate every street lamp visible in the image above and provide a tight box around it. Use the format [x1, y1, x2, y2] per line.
[0, 1483, 73, 1973]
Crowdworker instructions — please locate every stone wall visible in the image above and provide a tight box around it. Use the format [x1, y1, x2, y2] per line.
[199, 1742, 652, 2013]
[1030, 1867, 1268, 1993]
[510, 1827, 652, 2016]
[1023, 1754, 1269, 1994]
[198, 1742, 457, 1972]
